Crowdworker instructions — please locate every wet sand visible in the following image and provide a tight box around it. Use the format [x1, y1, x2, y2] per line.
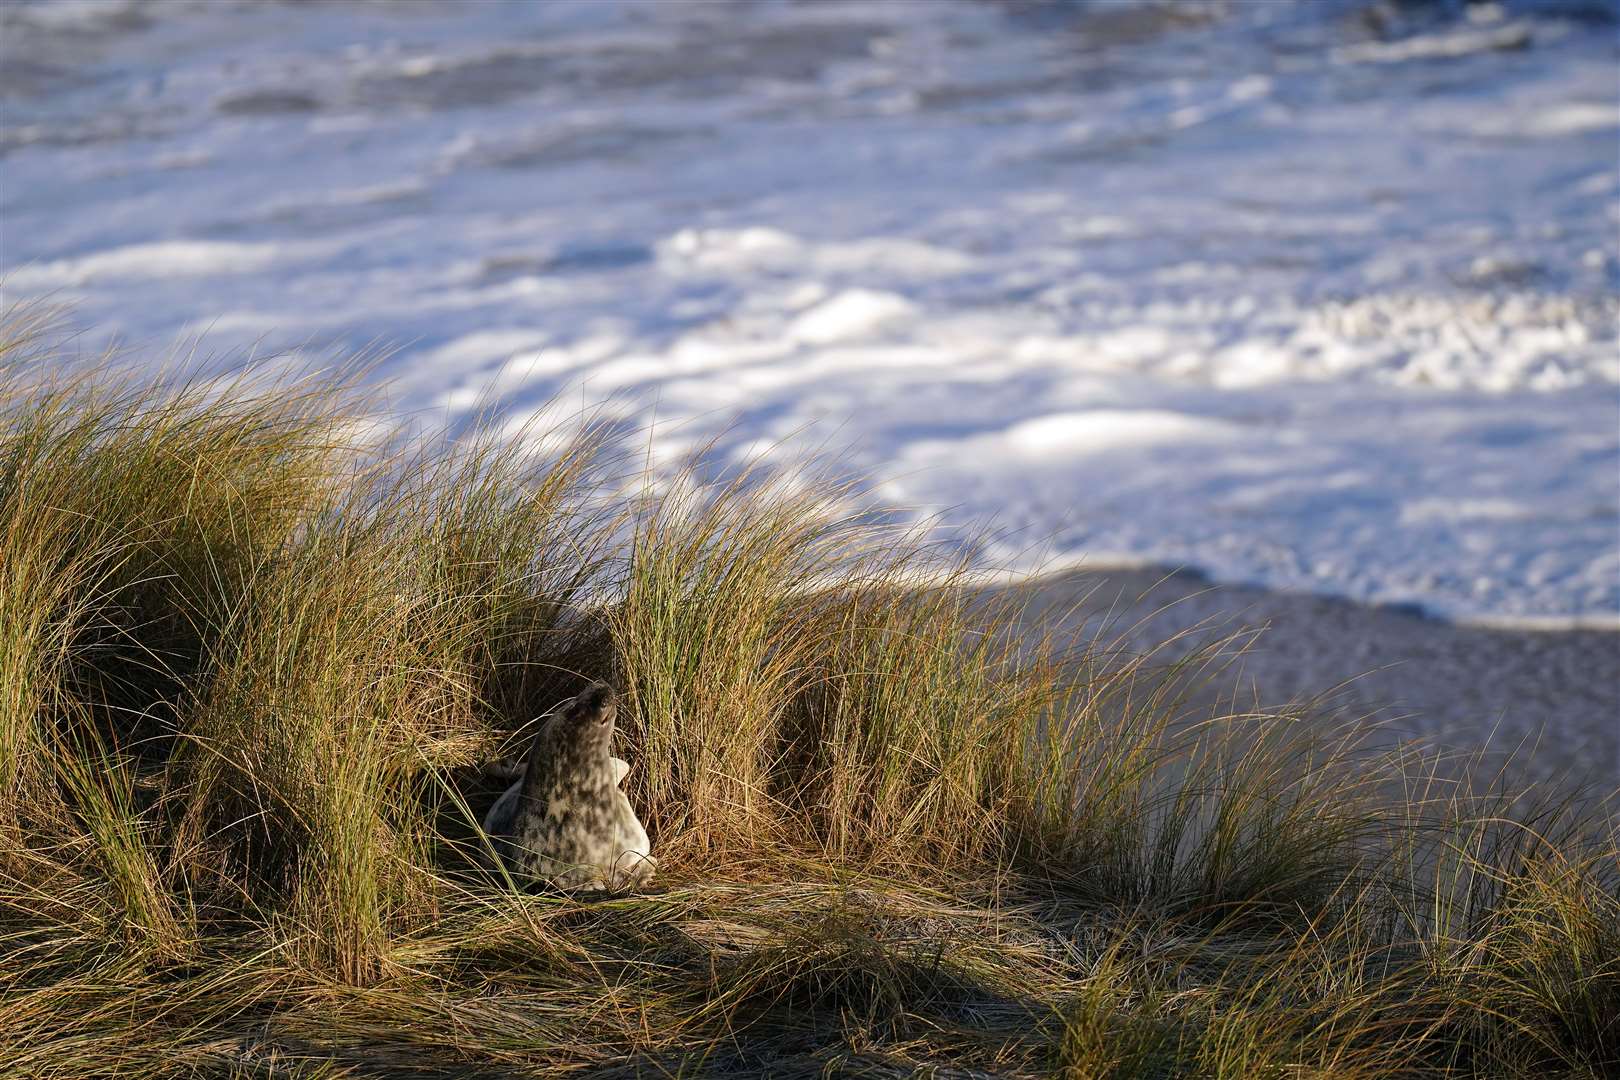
[1002, 567, 1620, 797]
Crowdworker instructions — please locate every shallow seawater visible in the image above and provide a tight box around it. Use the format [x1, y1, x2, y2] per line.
[1, 0, 1616, 624]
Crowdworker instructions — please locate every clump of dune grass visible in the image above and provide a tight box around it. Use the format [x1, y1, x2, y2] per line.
[1, 315, 1615, 1078]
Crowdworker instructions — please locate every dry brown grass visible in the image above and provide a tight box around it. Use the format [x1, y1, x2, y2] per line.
[2, 317, 1615, 1077]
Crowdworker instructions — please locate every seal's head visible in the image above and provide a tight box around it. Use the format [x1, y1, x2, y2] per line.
[539, 681, 617, 763]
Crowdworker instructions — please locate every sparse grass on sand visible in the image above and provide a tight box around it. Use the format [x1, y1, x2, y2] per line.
[1, 316, 1615, 1078]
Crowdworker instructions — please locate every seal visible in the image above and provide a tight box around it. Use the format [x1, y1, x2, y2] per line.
[481, 682, 655, 890]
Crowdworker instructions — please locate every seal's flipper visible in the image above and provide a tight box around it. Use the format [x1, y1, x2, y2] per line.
[480, 778, 524, 869]
[483, 759, 524, 783]
[610, 757, 629, 786]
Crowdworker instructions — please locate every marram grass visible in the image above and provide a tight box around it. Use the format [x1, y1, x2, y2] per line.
[1, 321, 1615, 1078]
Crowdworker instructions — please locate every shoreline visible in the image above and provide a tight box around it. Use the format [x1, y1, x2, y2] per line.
[956, 559, 1620, 633]
[997, 564, 1620, 795]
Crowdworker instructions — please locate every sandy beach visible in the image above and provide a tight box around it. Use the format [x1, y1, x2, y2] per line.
[1004, 566, 1620, 797]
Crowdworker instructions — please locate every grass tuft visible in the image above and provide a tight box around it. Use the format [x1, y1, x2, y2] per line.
[1, 318, 1615, 1077]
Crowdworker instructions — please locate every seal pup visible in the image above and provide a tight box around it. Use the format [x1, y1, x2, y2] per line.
[481, 682, 655, 890]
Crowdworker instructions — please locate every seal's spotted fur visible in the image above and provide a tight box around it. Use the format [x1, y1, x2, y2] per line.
[481, 682, 655, 890]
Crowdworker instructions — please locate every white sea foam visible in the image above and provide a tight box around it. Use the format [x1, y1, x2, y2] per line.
[0, 0, 1614, 624]
[6, 240, 316, 288]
